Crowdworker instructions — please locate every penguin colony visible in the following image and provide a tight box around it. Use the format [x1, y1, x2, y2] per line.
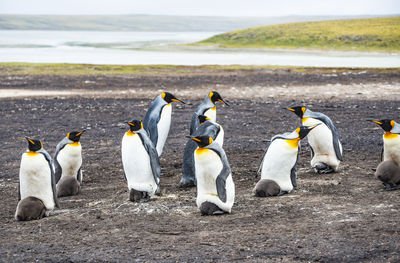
[15, 91, 400, 221]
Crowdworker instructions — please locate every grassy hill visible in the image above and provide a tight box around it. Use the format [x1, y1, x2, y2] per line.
[195, 17, 400, 52]
[0, 14, 390, 32]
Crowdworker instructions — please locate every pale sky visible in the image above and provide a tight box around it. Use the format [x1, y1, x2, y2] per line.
[0, 0, 399, 16]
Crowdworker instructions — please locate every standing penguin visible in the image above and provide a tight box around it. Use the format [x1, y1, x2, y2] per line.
[369, 119, 400, 165]
[121, 120, 161, 202]
[180, 115, 224, 187]
[15, 137, 59, 221]
[54, 130, 85, 197]
[190, 91, 229, 135]
[190, 135, 234, 215]
[253, 125, 319, 197]
[286, 106, 343, 174]
[143, 92, 185, 156]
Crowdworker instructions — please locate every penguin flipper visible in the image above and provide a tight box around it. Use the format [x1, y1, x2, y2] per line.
[381, 147, 384, 162]
[54, 158, 62, 184]
[290, 151, 299, 188]
[208, 144, 231, 203]
[138, 131, 161, 185]
[181, 138, 197, 187]
[190, 113, 200, 135]
[77, 167, 82, 184]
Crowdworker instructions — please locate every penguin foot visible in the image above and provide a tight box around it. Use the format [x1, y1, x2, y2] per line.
[278, 191, 289, 196]
[199, 202, 225, 216]
[253, 179, 281, 197]
[178, 177, 196, 188]
[129, 189, 150, 202]
[384, 183, 400, 191]
[313, 163, 335, 174]
[15, 197, 46, 221]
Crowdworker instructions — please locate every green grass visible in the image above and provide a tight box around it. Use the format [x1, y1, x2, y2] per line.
[0, 62, 399, 76]
[194, 17, 400, 52]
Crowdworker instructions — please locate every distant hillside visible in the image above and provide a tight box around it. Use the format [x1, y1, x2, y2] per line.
[195, 17, 400, 52]
[0, 14, 391, 32]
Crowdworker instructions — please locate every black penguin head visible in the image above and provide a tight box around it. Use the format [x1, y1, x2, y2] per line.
[126, 120, 143, 132]
[198, 115, 211, 125]
[25, 137, 42, 152]
[369, 119, 394, 132]
[286, 106, 306, 118]
[161, 92, 185, 104]
[209, 91, 229, 106]
[67, 130, 86, 142]
[190, 135, 213, 148]
[297, 124, 320, 139]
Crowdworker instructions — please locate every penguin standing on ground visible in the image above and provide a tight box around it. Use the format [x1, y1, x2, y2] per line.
[121, 120, 161, 202]
[54, 130, 85, 197]
[15, 137, 59, 221]
[369, 119, 400, 165]
[254, 125, 319, 197]
[375, 160, 400, 191]
[190, 91, 229, 135]
[143, 92, 185, 156]
[190, 135, 234, 215]
[180, 115, 224, 187]
[286, 106, 343, 174]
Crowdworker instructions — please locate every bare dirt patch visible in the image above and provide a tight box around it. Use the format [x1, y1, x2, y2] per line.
[0, 68, 400, 262]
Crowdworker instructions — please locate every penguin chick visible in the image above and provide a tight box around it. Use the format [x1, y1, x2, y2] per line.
[15, 196, 46, 221]
[190, 91, 229, 135]
[121, 120, 161, 202]
[253, 179, 281, 197]
[375, 160, 400, 191]
[56, 176, 81, 197]
[191, 135, 234, 215]
[369, 119, 400, 165]
[16, 137, 59, 221]
[143, 92, 185, 156]
[286, 106, 343, 174]
[254, 125, 319, 197]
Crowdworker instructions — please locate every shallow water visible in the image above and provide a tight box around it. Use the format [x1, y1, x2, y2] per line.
[0, 30, 399, 67]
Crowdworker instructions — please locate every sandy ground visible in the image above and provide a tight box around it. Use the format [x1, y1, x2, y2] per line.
[0, 68, 400, 262]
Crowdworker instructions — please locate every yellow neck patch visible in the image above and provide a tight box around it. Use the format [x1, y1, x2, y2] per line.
[68, 142, 80, 147]
[286, 138, 300, 148]
[126, 130, 136, 136]
[27, 151, 39, 156]
[384, 132, 399, 140]
[301, 117, 309, 123]
[210, 106, 216, 111]
[195, 148, 209, 155]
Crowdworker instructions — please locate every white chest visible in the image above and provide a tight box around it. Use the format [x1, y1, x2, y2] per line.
[303, 118, 333, 152]
[19, 153, 55, 210]
[121, 133, 154, 189]
[57, 144, 82, 179]
[156, 104, 172, 156]
[204, 107, 216, 122]
[383, 135, 400, 164]
[261, 139, 298, 191]
[195, 148, 223, 190]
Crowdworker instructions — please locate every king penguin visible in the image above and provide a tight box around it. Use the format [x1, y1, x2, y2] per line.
[180, 115, 224, 187]
[54, 130, 85, 197]
[15, 137, 59, 221]
[143, 92, 185, 156]
[375, 160, 400, 191]
[369, 119, 400, 165]
[254, 125, 319, 197]
[190, 135, 234, 215]
[286, 106, 343, 174]
[189, 91, 229, 135]
[121, 120, 161, 202]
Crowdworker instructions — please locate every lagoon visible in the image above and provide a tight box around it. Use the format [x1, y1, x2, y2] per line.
[0, 30, 399, 67]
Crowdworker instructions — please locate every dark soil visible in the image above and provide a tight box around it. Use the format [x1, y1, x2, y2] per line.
[1, 69, 400, 262]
